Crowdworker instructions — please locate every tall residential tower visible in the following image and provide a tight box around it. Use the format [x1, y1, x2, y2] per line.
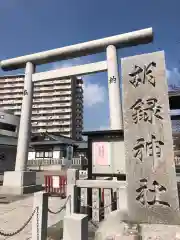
[0, 75, 83, 140]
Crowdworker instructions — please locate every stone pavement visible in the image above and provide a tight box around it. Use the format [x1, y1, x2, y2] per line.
[0, 193, 96, 240]
[0, 193, 66, 240]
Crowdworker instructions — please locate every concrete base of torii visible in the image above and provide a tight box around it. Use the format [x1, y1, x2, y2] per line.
[0, 171, 42, 195]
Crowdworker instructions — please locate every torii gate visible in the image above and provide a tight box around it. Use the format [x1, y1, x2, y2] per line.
[0, 27, 153, 194]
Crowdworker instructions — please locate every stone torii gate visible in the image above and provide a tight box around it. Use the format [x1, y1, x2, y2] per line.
[0, 27, 153, 194]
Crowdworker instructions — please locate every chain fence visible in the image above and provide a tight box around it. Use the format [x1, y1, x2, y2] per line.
[78, 195, 119, 211]
[78, 195, 119, 229]
[0, 206, 39, 238]
[0, 194, 71, 239]
[48, 195, 70, 214]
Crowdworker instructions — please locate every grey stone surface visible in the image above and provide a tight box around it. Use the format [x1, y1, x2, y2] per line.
[140, 223, 180, 239]
[95, 209, 180, 240]
[103, 188, 112, 218]
[32, 192, 48, 239]
[0, 193, 67, 240]
[121, 51, 180, 224]
[63, 213, 88, 240]
[1, 171, 42, 195]
[66, 169, 79, 215]
[80, 187, 88, 214]
[94, 210, 137, 240]
[3, 171, 36, 187]
[92, 188, 101, 222]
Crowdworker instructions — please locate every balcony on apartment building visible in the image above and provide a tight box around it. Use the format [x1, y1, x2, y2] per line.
[34, 79, 71, 86]
[33, 96, 72, 103]
[33, 127, 71, 134]
[1, 77, 24, 83]
[32, 121, 71, 127]
[0, 94, 22, 100]
[0, 82, 24, 89]
[31, 114, 72, 121]
[32, 108, 72, 115]
[32, 102, 72, 109]
[34, 91, 71, 97]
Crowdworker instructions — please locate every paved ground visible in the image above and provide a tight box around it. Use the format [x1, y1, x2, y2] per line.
[0, 171, 96, 239]
[0, 193, 67, 240]
[0, 193, 96, 240]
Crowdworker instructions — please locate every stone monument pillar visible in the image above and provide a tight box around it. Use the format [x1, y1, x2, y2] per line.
[1, 62, 40, 195]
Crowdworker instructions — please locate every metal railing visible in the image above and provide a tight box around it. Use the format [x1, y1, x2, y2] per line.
[27, 157, 88, 167]
[27, 159, 64, 166]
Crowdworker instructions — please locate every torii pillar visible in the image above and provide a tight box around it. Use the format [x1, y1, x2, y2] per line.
[1, 62, 41, 195]
[107, 45, 123, 130]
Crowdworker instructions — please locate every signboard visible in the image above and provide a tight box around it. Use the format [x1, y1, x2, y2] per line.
[92, 142, 110, 166]
[121, 51, 179, 224]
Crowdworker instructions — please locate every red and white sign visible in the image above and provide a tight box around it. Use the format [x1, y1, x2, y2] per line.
[92, 142, 110, 166]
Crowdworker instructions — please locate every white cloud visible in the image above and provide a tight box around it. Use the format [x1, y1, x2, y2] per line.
[167, 68, 180, 89]
[83, 79, 107, 107]
[51, 59, 107, 108]
[51, 57, 84, 70]
[99, 125, 109, 130]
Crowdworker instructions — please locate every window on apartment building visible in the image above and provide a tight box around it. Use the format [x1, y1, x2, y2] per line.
[0, 122, 16, 132]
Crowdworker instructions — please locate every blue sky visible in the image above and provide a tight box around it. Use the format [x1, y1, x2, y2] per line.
[0, 0, 180, 131]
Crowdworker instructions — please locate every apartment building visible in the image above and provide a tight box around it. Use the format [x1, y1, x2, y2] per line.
[0, 74, 83, 140]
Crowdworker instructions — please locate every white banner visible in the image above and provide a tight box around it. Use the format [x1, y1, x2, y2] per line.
[92, 142, 110, 166]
